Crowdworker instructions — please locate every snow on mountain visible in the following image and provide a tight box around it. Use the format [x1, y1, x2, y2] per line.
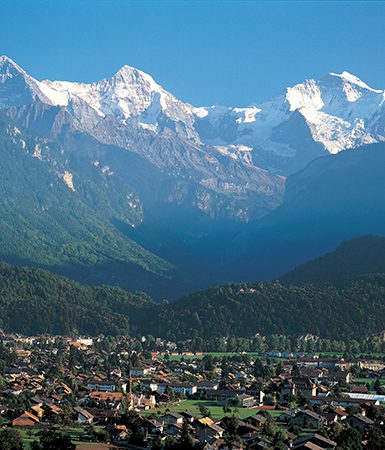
[194, 71, 385, 168]
[287, 72, 385, 154]
[0, 55, 52, 108]
[38, 64, 198, 140]
[0, 55, 199, 141]
[1, 54, 384, 219]
[0, 56, 285, 221]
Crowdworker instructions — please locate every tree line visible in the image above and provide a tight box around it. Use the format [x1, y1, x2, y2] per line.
[2, 259, 385, 343]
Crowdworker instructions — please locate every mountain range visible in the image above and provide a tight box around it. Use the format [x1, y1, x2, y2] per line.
[1, 55, 385, 296]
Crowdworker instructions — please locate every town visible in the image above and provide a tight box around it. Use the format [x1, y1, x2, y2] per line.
[0, 333, 385, 449]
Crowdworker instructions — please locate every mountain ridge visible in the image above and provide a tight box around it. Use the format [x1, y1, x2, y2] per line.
[2, 56, 385, 296]
[1, 55, 284, 223]
[3, 55, 385, 184]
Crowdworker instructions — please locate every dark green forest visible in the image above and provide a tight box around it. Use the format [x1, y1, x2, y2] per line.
[1, 258, 385, 341]
[147, 275, 385, 340]
[0, 261, 152, 335]
[282, 235, 385, 284]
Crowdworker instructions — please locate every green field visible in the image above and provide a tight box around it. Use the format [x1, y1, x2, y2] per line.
[165, 352, 262, 361]
[164, 351, 385, 363]
[17, 426, 103, 449]
[141, 399, 283, 420]
[354, 378, 385, 386]
[317, 352, 385, 359]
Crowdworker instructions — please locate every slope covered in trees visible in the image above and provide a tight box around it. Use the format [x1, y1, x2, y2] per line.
[281, 235, 385, 285]
[0, 114, 176, 298]
[148, 275, 385, 340]
[2, 259, 385, 341]
[0, 261, 152, 335]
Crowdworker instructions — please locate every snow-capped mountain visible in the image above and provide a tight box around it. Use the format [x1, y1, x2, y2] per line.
[38, 64, 199, 140]
[2, 55, 385, 296]
[0, 55, 284, 222]
[1, 55, 385, 221]
[0, 56, 52, 107]
[194, 71, 385, 173]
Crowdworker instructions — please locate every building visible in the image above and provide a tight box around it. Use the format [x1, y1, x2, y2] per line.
[345, 414, 374, 431]
[12, 411, 40, 428]
[236, 393, 255, 408]
[162, 413, 184, 425]
[129, 366, 153, 377]
[358, 360, 385, 371]
[74, 406, 94, 424]
[157, 382, 197, 396]
[293, 433, 337, 449]
[87, 380, 116, 392]
[290, 410, 326, 431]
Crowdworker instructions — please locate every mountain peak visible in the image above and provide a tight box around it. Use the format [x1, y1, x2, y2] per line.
[114, 64, 140, 77]
[0, 55, 17, 65]
[113, 64, 160, 90]
[0, 55, 52, 107]
[0, 55, 27, 78]
[328, 71, 381, 93]
[116, 64, 140, 74]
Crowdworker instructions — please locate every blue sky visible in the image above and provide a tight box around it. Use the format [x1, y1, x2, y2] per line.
[1, 0, 384, 106]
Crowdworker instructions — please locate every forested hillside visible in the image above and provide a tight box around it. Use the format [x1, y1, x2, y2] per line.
[147, 275, 385, 340]
[0, 114, 176, 297]
[1, 260, 385, 341]
[281, 235, 385, 284]
[0, 261, 152, 335]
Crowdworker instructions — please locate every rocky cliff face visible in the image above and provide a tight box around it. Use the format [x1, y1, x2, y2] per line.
[0, 56, 285, 223]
